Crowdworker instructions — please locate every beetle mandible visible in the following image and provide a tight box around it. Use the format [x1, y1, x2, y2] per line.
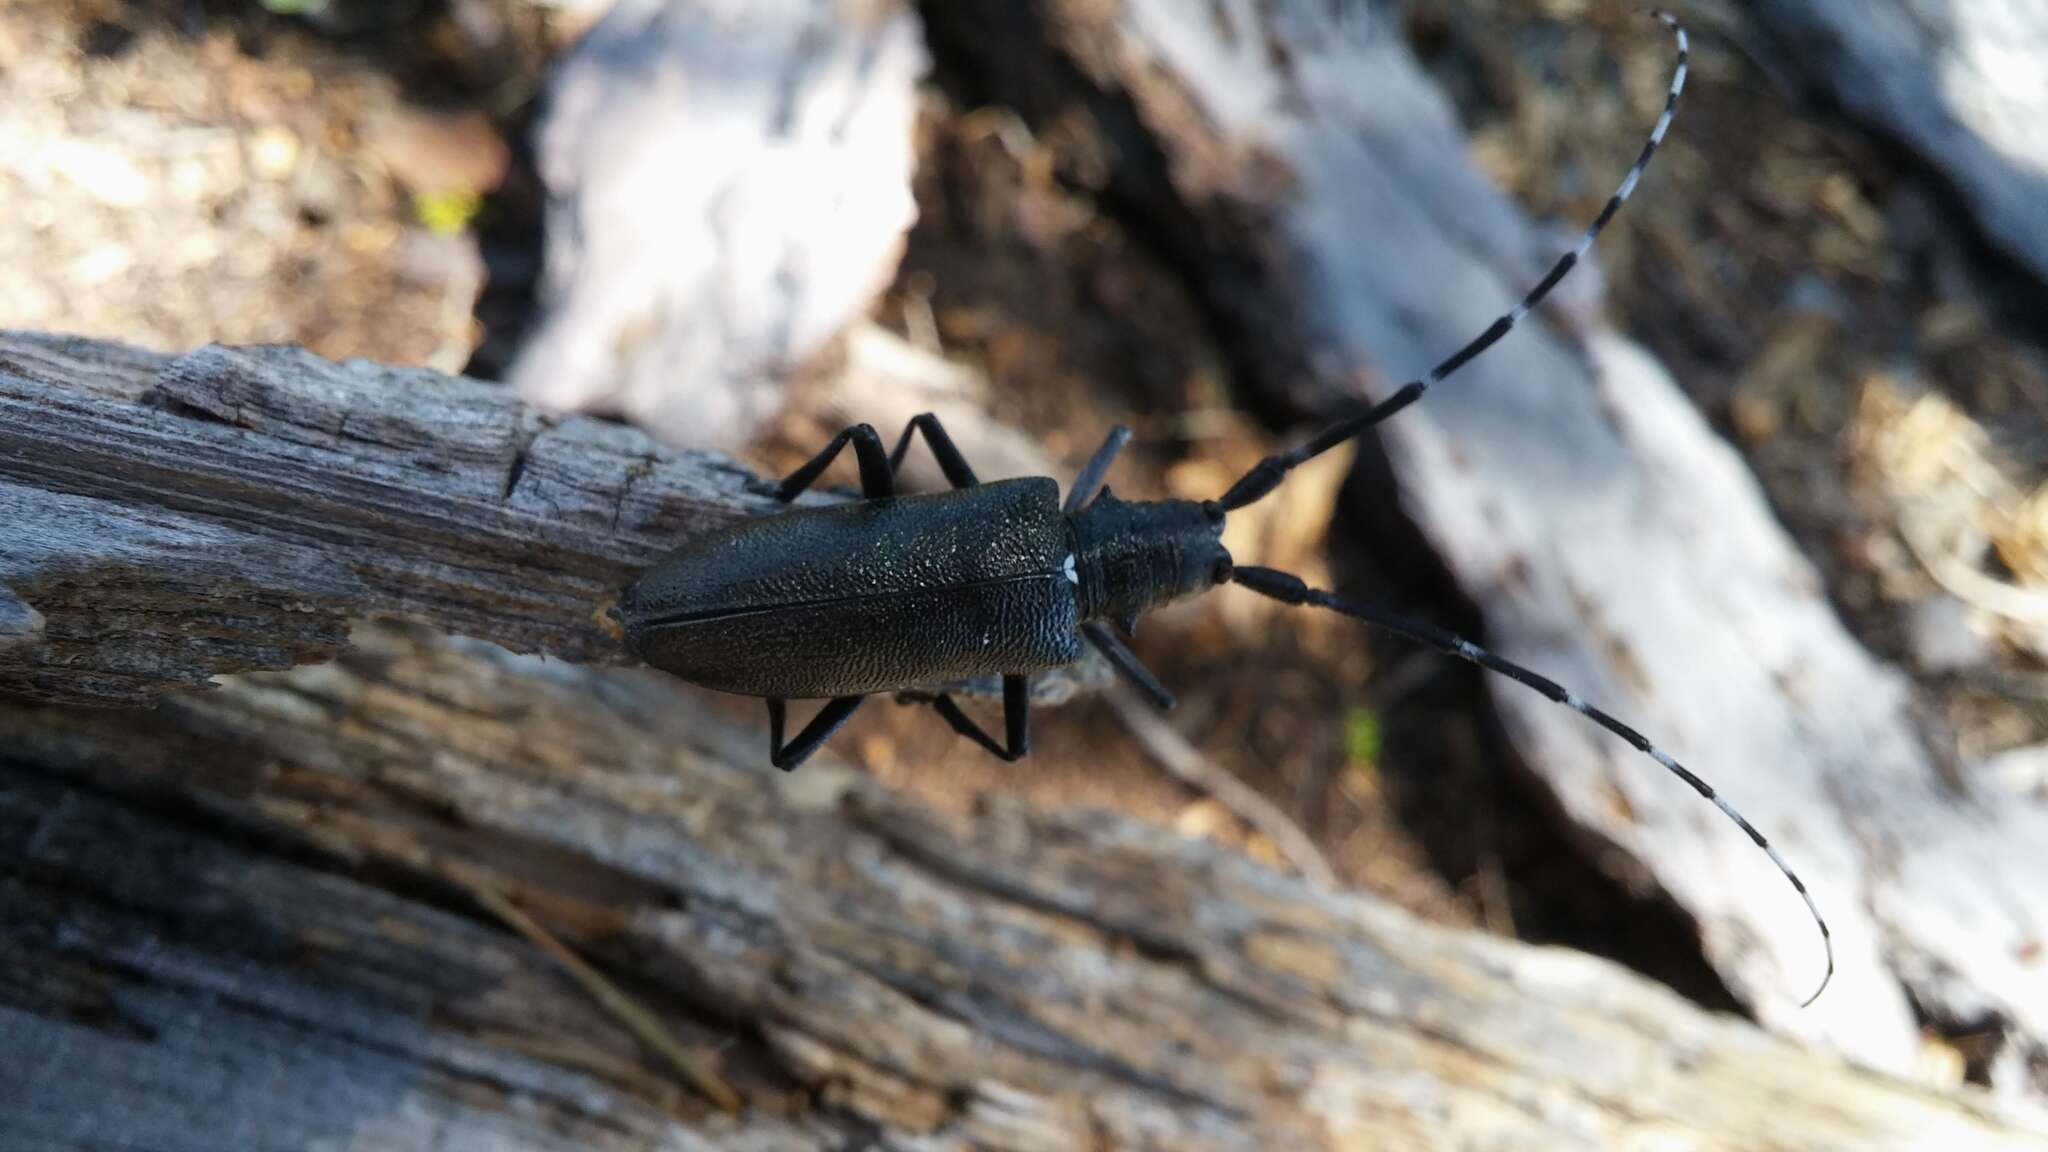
[616, 13, 1832, 1004]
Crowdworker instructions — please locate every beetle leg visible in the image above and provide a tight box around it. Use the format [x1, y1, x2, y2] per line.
[1083, 622, 1176, 712]
[775, 425, 896, 502]
[766, 696, 867, 771]
[1063, 426, 1131, 513]
[887, 413, 980, 489]
[929, 674, 1030, 761]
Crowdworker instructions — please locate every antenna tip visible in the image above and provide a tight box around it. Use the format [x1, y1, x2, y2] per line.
[1798, 969, 1833, 1009]
[1797, 931, 1835, 1008]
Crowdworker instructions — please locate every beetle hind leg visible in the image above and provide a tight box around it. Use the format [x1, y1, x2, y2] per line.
[776, 425, 895, 502]
[766, 696, 867, 771]
[888, 413, 980, 489]
[928, 674, 1030, 762]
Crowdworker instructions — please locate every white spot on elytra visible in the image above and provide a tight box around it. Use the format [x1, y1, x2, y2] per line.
[1063, 554, 1079, 585]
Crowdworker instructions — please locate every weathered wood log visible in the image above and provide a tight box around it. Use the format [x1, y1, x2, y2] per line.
[1747, 0, 2048, 286]
[4, 626, 2042, 1150]
[0, 330, 771, 704]
[0, 330, 1100, 707]
[918, 0, 2048, 1077]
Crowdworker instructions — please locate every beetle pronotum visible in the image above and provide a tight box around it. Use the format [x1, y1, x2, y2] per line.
[618, 12, 1833, 1005]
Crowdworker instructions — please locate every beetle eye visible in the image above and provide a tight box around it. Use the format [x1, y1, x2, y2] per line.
[1212, 556, 1234, 583]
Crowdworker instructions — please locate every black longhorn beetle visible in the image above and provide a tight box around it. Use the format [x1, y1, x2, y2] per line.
[617, 13, 1833, 1005]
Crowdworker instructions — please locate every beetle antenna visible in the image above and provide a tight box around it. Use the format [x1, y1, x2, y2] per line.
[1218, 11, 1689, 513]
[1231, 564, 1833, 1007]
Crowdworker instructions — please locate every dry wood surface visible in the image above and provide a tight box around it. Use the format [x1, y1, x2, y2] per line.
[5, 622, 2042, 1150]
[0, 330, 772, 704]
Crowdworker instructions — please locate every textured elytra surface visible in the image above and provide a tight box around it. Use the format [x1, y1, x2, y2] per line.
[630, 573, 1083, 697]
[621, 478, 1068, 622]
[620, 478, 1084, 697]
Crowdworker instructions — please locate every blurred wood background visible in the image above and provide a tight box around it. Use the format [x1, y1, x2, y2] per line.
[7, 0, 2048, 1146]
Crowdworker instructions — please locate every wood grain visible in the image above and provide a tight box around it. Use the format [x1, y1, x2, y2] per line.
[5, 626, 2039, 1150]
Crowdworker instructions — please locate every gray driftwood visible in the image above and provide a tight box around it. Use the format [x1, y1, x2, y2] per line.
[5, 625, 2042, 1150]
[512, 0, 927, 449]
[0, 330, 1101, 707]
[1747, 0, 2048, 285]
[919, 0, 2048, 1079]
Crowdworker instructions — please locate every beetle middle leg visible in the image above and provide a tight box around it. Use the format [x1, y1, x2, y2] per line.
[887, 413, 980, 489]
[928, 673, 1030, 761]
[766, 696, 867, 771]
[775, 424, 895, 502]
[1082, 622, 1176, 712]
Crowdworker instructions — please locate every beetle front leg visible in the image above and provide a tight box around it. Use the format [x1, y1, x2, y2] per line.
[1063, 425, 1131, 513]
[888, 413, 980, 489]
[766, 696, 867, 770]
[775, 425, 896, 502]
[929, 674, 1030, 762]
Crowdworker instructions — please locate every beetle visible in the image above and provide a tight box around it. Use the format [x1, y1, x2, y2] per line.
[616, 13, 1832, 1004]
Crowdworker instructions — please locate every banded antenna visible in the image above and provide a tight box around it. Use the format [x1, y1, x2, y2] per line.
[1219, 10, 1691, 513]
[1217, 12, 1835, 1006]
